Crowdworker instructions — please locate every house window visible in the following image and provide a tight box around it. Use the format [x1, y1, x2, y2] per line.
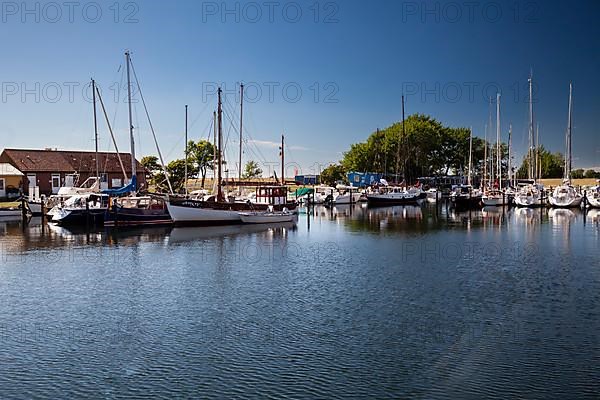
[0, 178, 5, 191]
[111, 178, 122, 188]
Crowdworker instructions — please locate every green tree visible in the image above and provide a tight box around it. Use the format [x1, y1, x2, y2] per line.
[154, 158, 195, 193]
[584, 169, 598, 179]
[188, 140, 215, 188]
[517, 147, 564, 179]
[242, 160, 263, 179]
[320, 163, 346, 186]
[340, 114, 491, 184]
[571, 169, 585, 179]
[141, 155, 160, 175]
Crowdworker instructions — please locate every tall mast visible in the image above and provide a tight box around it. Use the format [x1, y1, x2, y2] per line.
[184, 104, 188, 195]
[468, 128, 473, 186]
[91, 78, 99, 179]
[281, 134, 285, 184]
[508, 124, 512, 187]
[125, 51, 136, 184]
[239, 83, 244, 181]
[395, 95, 403, 183]
[528, 73, 534, 181]
[401, 95, 406, 184]
[217, 88, 223, 201]
[212, 110, 217, 192]
[483, 124, 487, 189]
[488, 97, 494, 184]
[496, 92, 501, 190]
[566, 82, 573, 181]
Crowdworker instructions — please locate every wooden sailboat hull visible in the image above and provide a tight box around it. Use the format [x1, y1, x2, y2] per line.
[166, 199, 297, 226]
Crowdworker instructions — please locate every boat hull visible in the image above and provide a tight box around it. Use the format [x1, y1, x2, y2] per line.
[239, 213, 297, 224]
[366, 195, 420, 206]
[104, 208, 172, 227]
[167, 199, 297, 226]
[52, 208, 107, 225]
[548, 196, 583, 208]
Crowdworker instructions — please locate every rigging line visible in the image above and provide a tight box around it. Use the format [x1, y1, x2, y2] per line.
[222, 91, 271, 166]
[96, 86, 128, 180]
[129, 56, 174, 194]
[110, 62, 125, 135]
[188, 99, 212, 131]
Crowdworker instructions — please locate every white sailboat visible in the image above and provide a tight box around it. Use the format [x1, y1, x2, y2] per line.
[515, 74, 545, 207]
[549, 83, 583, 208]
[482, 93, 509, 206]
[167, 88, 296, 225]
[587, 181, 600, 208]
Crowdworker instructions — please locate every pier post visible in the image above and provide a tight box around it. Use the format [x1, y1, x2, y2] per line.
[583, 190, 587, 209]
[21, 197, 27, 225]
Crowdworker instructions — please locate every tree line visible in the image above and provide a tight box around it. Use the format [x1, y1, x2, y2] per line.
[320, 114, 585, 186]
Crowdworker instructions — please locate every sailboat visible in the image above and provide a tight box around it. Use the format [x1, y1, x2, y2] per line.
[514, 74, 545, 207]
[587, 181, 600, 208]
[166, 88, 296, 225]
[366, 95, 422, 206]
[450, 127, 482, 209]
[104, 51, 173, 226]
[51, 78, 110, 225]
[549, 83, 583, 208]
[482, 93, 509, 206]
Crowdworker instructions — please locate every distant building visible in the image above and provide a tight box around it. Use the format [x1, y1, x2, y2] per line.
[0, 148, 146, 196]
[0, 163, 24, 200]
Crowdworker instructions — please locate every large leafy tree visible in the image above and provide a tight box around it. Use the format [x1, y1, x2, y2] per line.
[516, 146, 564, 179]
[340, 114, 493, 184]
[187, 140, 216, 188]
[320, 163, 346, 186]
[242, 160, 263, 179]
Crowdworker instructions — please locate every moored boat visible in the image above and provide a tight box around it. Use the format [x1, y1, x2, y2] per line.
[238, 208, 296, 224]
[104, 194, 172, 227]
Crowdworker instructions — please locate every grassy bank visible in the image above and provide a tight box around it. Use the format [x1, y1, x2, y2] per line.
[539, 178, 598, 187]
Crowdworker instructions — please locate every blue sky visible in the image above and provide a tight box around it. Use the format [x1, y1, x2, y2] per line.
[0, 0, 598, 176]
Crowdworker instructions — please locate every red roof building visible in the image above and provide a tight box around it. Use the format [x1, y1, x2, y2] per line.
[0, 148, 147, 195]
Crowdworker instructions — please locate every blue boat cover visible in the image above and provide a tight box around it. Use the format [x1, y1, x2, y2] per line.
[101, 176, 137, 196]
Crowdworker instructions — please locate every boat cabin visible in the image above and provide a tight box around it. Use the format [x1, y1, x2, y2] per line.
[255, 185, 289, 206]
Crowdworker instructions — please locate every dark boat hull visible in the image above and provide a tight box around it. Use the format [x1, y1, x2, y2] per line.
[104, 207, 172, 227]
[451, 196, 482, 210]
[366, 196, 420, 206]
[54, 209, 107, 226]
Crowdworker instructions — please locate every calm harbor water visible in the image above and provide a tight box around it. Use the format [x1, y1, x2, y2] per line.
[0, 204, 599, 399]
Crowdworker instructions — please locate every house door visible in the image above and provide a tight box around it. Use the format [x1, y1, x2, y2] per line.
[0, 178, 5, 198]
[27, 174, 37, 193]
[51, 174, 61, 194]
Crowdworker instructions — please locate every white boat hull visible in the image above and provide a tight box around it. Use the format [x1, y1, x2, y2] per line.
[514, 195, 544, 207]
[587, 194, 600, 208]
[239, 213, 296, 224]
[167, 203, 242, 224]
[548, 196, 582, 208]
[334, 192, 362, 204]
[481, 196, 509, 206]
